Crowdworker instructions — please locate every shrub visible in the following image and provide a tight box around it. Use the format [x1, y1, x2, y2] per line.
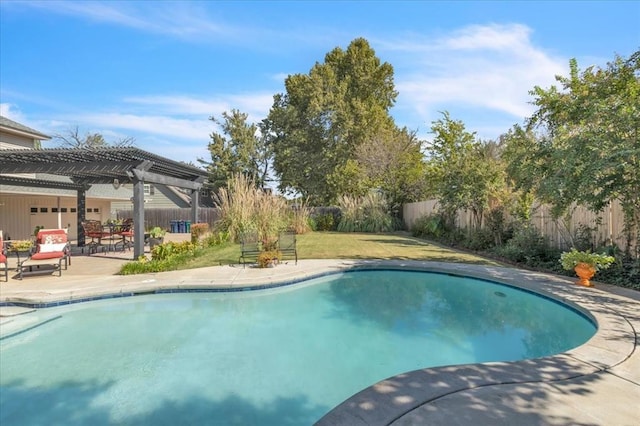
[492, 225, 561, 267]
[464, 228, 495, 251]
[595, 256, 640, 290]
[120, 241, 200, 275]
[202, 231, 230, 247]
[151, 241, 197, 261]
[307, 216, 318, 231]
[315, 214, 335, 231]
[485, 206, 514, 246]
[336, 192, 396, 233]
[412, 213, 451, 239]
[190, 223, 209, 243]
[571, 223, 596, 251]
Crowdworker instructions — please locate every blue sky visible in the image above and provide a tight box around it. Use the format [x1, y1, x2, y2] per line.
[1, 1, 638, 164]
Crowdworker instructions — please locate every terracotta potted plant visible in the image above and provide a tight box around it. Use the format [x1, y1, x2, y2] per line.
[560, 248, 615, 287]
[257, 250, 281, 268]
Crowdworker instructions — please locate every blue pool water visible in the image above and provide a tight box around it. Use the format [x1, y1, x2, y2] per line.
[0, 270, 596, 425]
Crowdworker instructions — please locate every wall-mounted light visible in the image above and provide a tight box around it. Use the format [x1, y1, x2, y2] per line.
[112, 178, 121, 190]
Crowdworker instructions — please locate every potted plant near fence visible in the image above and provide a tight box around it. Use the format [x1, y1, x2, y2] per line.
[257, 234, 281, 268]
[257, 249, 282, 268]
[560, 248, 615, 287]
[148, 227, 166, 249]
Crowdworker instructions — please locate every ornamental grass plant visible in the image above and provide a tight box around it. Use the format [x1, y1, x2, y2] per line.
[213, 174, 307, 243]
[214, 175, 258, 242]
[337, 192, 396, 233]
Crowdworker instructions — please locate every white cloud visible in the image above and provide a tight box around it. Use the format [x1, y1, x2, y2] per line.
[377, 24, 567, 135]
[20, 1, 234, 41]
[77, 113, 212, 141]
[0, 103, 25, 122]
[123, 93, 274, 122]
[442, 24, 533, 52]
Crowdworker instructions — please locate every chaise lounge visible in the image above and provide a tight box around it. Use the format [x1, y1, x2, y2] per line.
[18, 229, 71, 279]
[0, 232, 8, 282]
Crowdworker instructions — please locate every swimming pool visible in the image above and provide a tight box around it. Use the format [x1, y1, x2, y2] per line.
[0, 269, 596, 425]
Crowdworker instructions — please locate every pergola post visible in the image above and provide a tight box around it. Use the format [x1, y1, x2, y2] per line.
[76, 187, 87, 246]
[191, 189, 199, 225]
[132, 177, 146, 258]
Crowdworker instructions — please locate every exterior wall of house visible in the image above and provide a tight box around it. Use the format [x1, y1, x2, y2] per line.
[0, 193, 111, 240]
[0, 130, 36, 149]
[111, 183, 188, 211]
[0, 130, 37, 179]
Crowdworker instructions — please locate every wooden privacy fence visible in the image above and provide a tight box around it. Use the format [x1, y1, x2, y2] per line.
[117, 208, 221, 231]
[403, 199, 634, 254]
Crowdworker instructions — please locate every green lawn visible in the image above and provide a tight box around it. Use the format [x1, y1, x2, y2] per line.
[181, 231, 501, 270]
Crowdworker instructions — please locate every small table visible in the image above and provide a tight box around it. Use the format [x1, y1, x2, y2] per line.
[6, 246, 33, 272]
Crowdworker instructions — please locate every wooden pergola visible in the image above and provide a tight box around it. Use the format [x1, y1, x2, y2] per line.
[0, 147, 207, 258]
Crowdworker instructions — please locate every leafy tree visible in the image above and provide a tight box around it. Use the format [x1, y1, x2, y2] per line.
[199, 109, 269, 191]
[265, 37, 398, 204]
[54, 126, 135, 149]
[426, 112, 505, 229]
[355, 127, 428, 211]
[522, 51, 640, 256]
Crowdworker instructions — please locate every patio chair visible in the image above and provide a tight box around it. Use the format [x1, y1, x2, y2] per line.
[278, 230, 298, 265]
[0, 232, 8, 282]
[81, 220, 109, 254]
[18, 229, 71, 279]
[115, 218, 134, 251]
[239, 231, 261, 267]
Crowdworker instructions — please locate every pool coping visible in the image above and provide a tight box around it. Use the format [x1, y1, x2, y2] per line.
[1, 259, 639, 425]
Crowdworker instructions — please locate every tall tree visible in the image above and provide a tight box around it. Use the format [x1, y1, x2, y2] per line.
[355, 127, 428, 211]
[199, 109, 270, 191]
[54, 126, 135, 149]
[426, 112, 505, 229]
[523, 51, 640, 255]
[265, 38, 398, 203]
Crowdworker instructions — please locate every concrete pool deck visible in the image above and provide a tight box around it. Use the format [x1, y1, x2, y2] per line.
[0, 256, 638, 425]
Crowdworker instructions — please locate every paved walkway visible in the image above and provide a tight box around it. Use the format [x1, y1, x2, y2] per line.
[0, 252, 638, 425]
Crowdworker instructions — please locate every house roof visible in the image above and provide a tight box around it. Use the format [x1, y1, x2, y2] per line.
[0, 178, 133, 200]
[0, 147, 207, 187]
[0, 115, 51, 140]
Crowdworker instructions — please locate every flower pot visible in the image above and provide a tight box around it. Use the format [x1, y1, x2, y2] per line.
[574, 262, 596, 287]
[149, 237, 164, 249]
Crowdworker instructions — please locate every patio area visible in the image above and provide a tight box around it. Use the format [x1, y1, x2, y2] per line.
[0, 253, 638, 425]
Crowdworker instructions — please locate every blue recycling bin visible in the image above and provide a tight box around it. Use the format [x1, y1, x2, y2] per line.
[178, 220, 186, 233]
[170, 220, 179, 233]
[185, 221, 191, 233]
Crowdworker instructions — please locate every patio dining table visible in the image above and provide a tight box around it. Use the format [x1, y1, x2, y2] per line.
[102, 223, 134, 252]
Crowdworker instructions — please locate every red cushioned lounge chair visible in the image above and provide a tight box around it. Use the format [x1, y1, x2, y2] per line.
[0, 232, 8, 282]
[18, 229, 71, 279]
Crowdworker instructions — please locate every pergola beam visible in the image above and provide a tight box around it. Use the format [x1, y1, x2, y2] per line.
[130, 169, 203, 190]
[1, 160, 142, 176]
[0, 175, 86, 190]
